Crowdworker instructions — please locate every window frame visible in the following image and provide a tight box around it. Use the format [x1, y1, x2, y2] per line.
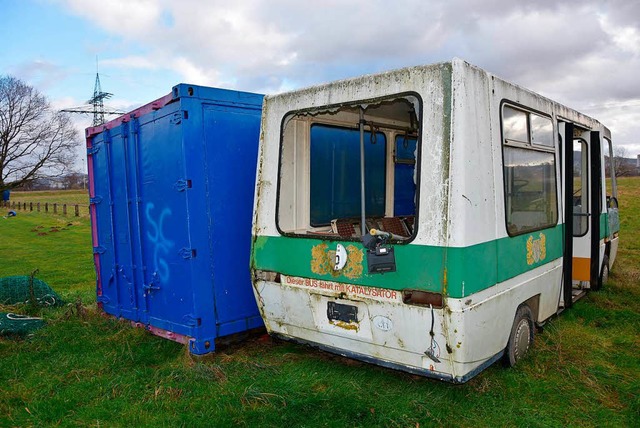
[500, 101, 559, 237]
[274, 91, 424, 244]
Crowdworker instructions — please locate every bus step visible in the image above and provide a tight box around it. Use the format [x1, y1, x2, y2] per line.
[571, 289, 587, 303]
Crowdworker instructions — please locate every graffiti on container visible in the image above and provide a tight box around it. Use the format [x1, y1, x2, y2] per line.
[145, 203, 174, 282]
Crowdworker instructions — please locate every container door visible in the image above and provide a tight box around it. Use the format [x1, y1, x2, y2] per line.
[91, 126, 139, 320]
[203, 104, 262, 334]
[91, 132, 118, 316]
[135, 111, 197, 335]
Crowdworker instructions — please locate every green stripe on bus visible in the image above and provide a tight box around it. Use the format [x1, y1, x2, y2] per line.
[252, 225, 563, 299]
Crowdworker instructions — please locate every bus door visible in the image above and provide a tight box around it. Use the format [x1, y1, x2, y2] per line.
[603, 137, 620, 268]
[560, 123, 600, 306]
[572, 131, 592, 289]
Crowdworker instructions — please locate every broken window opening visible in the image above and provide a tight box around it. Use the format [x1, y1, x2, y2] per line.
[277, 94, 421, 242]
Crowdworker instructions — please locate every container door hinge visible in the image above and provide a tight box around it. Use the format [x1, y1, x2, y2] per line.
[90, 196, 103, 205]
[173, 179, 192, 192]
[179, 247, 196, 259]
[87, 145, 101, 156]
[93, 246, 106, 254]
[169, 112, 182, 125]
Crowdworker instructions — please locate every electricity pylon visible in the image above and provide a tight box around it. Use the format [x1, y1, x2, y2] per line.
[61, 63, 124, 126]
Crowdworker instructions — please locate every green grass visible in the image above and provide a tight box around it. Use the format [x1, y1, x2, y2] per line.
[1, 185, 639, 427]
[9, 189, 89, 206]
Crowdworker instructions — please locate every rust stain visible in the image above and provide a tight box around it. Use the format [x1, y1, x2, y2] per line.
[342, 245, 364, 279]
[330, 320, 359, 331]
[310, 243, 363, 279]
[310, 243, 332, 275]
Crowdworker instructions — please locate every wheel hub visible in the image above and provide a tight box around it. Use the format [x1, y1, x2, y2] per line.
[514, 320, 531, 360]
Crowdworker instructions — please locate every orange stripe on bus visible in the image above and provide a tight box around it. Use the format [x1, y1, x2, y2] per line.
[573, 257, 591, 281]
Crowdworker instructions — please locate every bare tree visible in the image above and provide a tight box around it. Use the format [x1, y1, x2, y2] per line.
[612, 146, 634, 177]
[0, 75, 79, 191]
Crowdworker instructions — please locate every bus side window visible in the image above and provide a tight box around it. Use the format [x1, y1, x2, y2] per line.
[502, 105, 558, 236]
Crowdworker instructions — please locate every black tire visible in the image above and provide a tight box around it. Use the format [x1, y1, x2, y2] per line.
[503, 305, 534, 368]
[595, 254, 609, 291]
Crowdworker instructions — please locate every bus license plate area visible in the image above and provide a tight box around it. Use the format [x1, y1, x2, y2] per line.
[327, 301, 358, 323]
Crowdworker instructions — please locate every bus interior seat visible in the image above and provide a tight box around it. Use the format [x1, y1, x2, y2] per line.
[330, 216, 415, 239]
[381, 217, 410, 237]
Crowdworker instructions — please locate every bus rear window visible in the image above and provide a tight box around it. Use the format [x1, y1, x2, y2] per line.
[277, 94, 421, 241]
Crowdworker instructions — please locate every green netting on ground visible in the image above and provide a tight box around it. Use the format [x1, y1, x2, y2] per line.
[0, 313, 46, 336]
[0, 275, 64, 307]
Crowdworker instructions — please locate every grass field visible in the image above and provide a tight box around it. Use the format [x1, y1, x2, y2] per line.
[1, 179, 638, 427]
[8, 189, 89, 205]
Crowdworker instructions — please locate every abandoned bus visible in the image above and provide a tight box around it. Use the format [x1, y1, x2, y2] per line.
[250, 59, 620, 383]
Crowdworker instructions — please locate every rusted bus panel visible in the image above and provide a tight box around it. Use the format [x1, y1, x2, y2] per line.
[447, 60, 499, 249]
[253, 62, 454, 248]
[254, 278, 458, 379]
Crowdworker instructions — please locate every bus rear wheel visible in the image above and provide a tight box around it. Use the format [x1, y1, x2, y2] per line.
[503, 305, 534, 368]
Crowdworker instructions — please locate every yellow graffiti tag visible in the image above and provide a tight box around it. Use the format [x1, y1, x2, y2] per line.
[526, 232, 547, 265]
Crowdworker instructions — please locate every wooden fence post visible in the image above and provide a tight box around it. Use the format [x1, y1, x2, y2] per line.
[30, 202, 33, 211]
[37, 202, 40, 212]
[23, 202, 26, 210]
[63, 204, 67, 215]
[53, 203, 57, 214]
[45, 203, 48, 212]
[75, 205, 79, 217]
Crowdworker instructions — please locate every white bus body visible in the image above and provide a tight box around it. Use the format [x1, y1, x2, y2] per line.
[250, 59, 620, 382]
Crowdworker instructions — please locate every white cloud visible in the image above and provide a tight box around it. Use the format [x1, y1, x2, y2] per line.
[49, 0, 640, 151]
[59, 0, 163, 38]
[9, 60, 70, 91]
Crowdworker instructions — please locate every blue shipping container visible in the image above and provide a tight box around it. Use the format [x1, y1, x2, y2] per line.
[86, 84, 264, 354]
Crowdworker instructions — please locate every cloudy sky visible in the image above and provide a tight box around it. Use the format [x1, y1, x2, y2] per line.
[1, 0, 639, 170]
